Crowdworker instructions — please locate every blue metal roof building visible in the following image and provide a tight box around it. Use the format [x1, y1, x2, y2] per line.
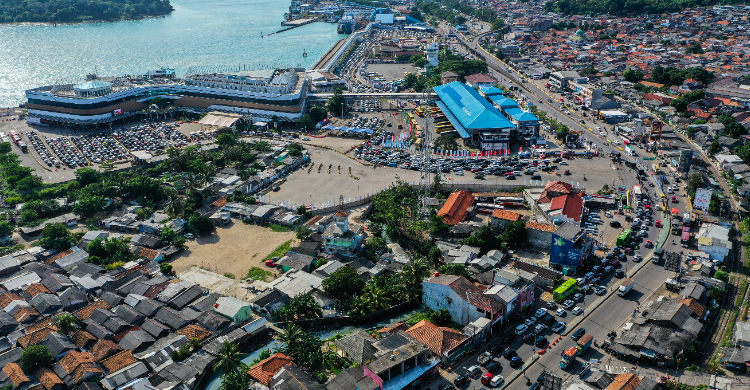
[479, 85, 505, 96]
[504, 108, 539, 124]
[489, 95, 520, 110]
[433, 82, 515, 141]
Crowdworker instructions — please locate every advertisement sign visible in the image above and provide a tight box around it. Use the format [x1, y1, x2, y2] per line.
[693, 188, 712, 213]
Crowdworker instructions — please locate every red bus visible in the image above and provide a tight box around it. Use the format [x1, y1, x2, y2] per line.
[681, 226, 690, 245]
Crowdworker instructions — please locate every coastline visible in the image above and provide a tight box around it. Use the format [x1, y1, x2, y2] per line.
[0, 9, 174, 26]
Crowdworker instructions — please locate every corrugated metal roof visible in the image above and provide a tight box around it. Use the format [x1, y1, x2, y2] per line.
[433, 82, 516, 130]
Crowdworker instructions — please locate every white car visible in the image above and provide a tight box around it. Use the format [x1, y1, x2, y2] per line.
[560, 161, 568, 165]
[515, 324, 528, 334]
[455, 170, 464, 176]
[535, 308, 547, 318]
[563, 300, 575, 309]
[524, 317, 537, 326]
[552, 322, 566, 333]
[556, 308, 566, 316]
[572, 307, 583, 315]
[490, 375, 505, 387]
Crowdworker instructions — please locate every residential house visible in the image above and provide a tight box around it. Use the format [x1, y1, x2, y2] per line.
[322, 211, 364, 257]
[490, 210, 524, 230]
[363, 331, 435, 388]
[247, 353, 293, 385]
[525, 222, 556, 249]
[405, 320, 471, 365]
[214, 297, 254, 325]
[269, 365, 328, 390]
[333, 330, 377, 365]
[326, 366, 380, 390]
[695, 223, 732, 262]
[422, 275, 504, 328]
[278, 252, 317, 273]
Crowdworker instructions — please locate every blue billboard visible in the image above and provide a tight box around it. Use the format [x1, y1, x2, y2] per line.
[550, 234, 582, 267]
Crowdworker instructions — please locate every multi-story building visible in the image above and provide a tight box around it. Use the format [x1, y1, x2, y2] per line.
[25, 68, 309, 126]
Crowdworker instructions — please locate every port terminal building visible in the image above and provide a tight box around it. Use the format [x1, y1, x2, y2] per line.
[25, 68, 309, 126]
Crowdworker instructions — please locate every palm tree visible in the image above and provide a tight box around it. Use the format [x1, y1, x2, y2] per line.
[278, 324, 304, 350]
[54, 313, 77, 335]
[362, 287, 390, 312]
[213, 341, 242, 376]
[402, 259, 430, 287]
[164, 190, 184, 217]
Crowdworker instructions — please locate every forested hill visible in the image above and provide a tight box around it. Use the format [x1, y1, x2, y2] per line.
[0, 0, 174, 23]
[544, 0, 748, 16]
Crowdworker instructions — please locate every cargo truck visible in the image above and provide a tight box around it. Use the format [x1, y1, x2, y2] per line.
[618, 278, 634, 297]
[559, 334, 594, 369]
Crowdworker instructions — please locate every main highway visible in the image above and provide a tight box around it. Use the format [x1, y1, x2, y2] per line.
[442, 26, 701, 389]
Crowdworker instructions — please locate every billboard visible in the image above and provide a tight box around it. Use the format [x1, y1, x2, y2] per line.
[550, 235, 581, 267]
[693, 188, 712, 213]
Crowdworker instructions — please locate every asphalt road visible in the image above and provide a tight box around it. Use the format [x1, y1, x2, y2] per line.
[441, 27, 702, 390]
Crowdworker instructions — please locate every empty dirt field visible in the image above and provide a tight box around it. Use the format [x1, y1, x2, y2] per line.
[170, 221, 297, 281]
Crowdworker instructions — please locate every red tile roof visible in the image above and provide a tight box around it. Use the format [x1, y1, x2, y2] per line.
[437, 190, 475, 225]
[26, 283, 52, 298]
[211, 196, 228, 208]
[35, 367, 63, 390]
[70, 330, 98, 350]
[406, 320, 470, 356]
[136, 247, 161, 260]
[3, 363, 30, 387]
[604, 373, 641, 390]
[0, 292, 24, 309]
[14, 306, 41, 323]
[491, 209, 523, 222]
[75, 300, 110, 321]
[465, 73, 498, 84]
[177, 324, 212, 341]
[18, 326, 56, 348]
[377, 322, 409, 335]
[100, 350, 137, 374]
[59, 351, 97, 374]
[549, 193, 584, 222]
[46, 248, 74, 264]
[91, 339, 124, 361]
[679, 298, 707, 318]
[526, 221, 556, 232]
[247, 353, 293, 385]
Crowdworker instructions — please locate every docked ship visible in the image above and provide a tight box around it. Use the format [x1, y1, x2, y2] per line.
[25, 68, 310, 126]
[337, 17, 357, 34]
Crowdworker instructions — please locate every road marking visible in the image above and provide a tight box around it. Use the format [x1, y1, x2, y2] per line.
[541, 292, 552, 301]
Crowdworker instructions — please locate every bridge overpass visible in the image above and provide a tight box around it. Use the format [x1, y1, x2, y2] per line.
[308, 92, 430, 101]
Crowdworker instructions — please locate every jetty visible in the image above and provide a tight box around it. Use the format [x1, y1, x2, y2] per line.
[267, 18, 318, 36]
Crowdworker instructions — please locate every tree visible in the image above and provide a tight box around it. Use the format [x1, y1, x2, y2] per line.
[160, 263, 173, 275]
[309, 105, 328, 124]
[299, 114, 315, 132]
[321, 266, 366, 301]
[685, 43, 703, 54]
[53, 313, 78, 335]
[99, 159, 116, 173]
[501, 221, 528, 249]
[491, 18, 505, 30]
[360, 287, 390, 313]
[686, 173, 704, 199]
[160, 226, 178, 244]
[0, 221, 13, 237]
[40, 223, 76, 250]
[360, 236, 386, 262]
[20, 345, 53, 372]
[287, 142, 303, 157]
[714, 270, 729, 281]
[400, 259, 430, 289]
[189, 215, 215, 236]
[0, 142, 11, 154]
[295, 225, 311, 239]
[327, 88, 347, 117]
[708, 194, 721, 215]
[434, 134, 459, 151]
[73, 194, 106, 219]
[461, 226, 499, 255]
[213, 341, 242, 375]
[218, 364, 250, 390]
[623, 68, 644, 83]
[707, 139, 720, 156]
[75, 167, 102, 186]
[438, 264, 472, 279]
[279, 293, 322, 320]
[215, 133, 237, 147]
[87, 237, 136, 266]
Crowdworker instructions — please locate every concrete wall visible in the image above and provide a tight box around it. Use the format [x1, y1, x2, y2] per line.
[526, 228, 552, 249]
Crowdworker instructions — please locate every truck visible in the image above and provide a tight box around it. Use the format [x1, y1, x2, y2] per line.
[618, 278, 634, 297]
[560, 334, 594, 369]
[477, 351, 493, 366]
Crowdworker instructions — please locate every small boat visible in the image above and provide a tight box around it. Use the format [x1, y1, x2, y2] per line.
[303, 49, 307, 57]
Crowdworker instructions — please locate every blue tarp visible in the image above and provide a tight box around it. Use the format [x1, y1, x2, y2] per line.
[383, 359, 440, 390]
[433, 82, 516, 131]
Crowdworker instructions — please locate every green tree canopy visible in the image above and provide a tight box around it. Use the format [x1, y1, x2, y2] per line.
[40, 223, 76, 250]
[434, 134, 459, 151]
[321, 266, 366, 301]
[0, 221, 13, 237]
[438, 263, 472, 279]
[87, 237, 137, 266]
[327, 88, 347, 116]
[501, 221, 528, 249]
[20, 345, 53, 372]
[189, 215, 215, 236]
[623, 68, 644, 83]
[461, 226, 500, 255]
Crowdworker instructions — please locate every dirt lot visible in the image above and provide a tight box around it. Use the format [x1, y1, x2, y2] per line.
[170, 221, 297, 281]
[360, 63, 419, 81]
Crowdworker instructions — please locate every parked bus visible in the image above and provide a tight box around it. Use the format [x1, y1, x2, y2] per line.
[476, 203, 504, 213]
[554, 279, 579, 302]
[494, 197, 524, 206]
[415, 106, 425, 117]
[616, 229, 633, 247]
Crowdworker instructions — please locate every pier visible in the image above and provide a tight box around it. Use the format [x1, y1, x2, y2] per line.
[312, 38, 348, 69]
[266, 18, 318, 36]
